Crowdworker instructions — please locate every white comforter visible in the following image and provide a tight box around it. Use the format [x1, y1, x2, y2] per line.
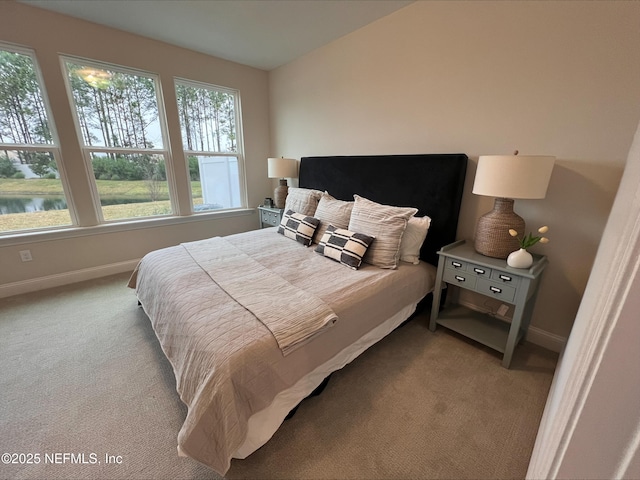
[129, 228, 435, 474]
[182, 237, 337, 355]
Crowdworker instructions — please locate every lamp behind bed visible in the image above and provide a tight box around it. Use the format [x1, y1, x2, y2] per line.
[299, 154, 468, 267]
[268, 157, 298, 208]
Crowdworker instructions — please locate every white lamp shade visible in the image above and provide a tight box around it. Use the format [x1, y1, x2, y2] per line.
[472, 155, 555, 199]
[267, 157, 298, 179]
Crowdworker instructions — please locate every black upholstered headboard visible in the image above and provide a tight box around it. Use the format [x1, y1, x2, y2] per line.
[299, 154, 468, 266]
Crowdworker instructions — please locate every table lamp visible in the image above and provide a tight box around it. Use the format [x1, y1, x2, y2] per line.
[472, 152, 555, 258]
[267, 157, 297, 208]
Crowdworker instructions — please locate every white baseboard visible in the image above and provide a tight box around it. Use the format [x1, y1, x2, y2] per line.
[457, 300, 567, 353]
[0, 259, 140, 299]
[526, 325, 566, 353]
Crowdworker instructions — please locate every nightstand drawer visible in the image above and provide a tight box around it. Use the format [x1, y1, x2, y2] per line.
[443, 268, 477, 290]
[491, 270, 521, 287]
[468, 263, 491, 277]
[476, 278, 516, 303]
[445, 258, 468, 271]
[261, 210, 281, 226]
[258, 206, 285, 229]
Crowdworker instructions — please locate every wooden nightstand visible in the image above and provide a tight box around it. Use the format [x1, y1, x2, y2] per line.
[258, 205, 284, 228]
[429, 240, 548, 368]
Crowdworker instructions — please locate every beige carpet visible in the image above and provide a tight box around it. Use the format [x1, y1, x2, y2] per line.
[0, 273, 557, 480]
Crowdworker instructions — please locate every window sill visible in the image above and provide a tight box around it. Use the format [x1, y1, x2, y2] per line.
[0, 208, 255, 247]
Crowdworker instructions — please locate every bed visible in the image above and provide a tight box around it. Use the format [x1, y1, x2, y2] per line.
[129, 153, 468, 474]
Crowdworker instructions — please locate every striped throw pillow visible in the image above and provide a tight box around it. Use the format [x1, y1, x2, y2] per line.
[348, 195, 417, 269]
[284, 187, 323, 217]
[312, 192, 354, 244]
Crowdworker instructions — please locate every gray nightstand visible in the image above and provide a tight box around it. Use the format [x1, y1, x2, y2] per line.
[258, 205, 284, 228]
[429, 240, 548, 368]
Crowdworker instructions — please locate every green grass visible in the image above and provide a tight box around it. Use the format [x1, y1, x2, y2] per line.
[0, 178, 202, 198]
[0, 178, 204, 232]
[0, 209, 73, 231]
[0, 178, 65, 195]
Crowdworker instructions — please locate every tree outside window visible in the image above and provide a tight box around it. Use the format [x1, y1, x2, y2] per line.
[0, 46, 72, 233]
[64, 60, 172, 221]
[175, 80, 244, 212]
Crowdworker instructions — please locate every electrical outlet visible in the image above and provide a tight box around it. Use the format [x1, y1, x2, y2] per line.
[19, 250, 32, 262]
[497, 304, 509, 317]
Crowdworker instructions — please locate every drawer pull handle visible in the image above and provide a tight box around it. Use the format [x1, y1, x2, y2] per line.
[499, 274, 512, 282]
[454, 275, 465, 282]
[452, 261, 463, 269]
[490, 286, 502, 294]
[473, 268, 486, 275]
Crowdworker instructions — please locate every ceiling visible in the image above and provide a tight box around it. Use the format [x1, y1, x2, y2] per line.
[20, 0, 413, 71]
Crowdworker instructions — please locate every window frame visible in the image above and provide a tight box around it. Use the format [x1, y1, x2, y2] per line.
[0, 42, 78, 234]
[61, 55, 176, 223]
[174, 77, 247, 213]
[0, 49, 253, 242]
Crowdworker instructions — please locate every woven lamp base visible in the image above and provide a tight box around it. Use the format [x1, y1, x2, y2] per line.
[273, 179, 288, 209]
[474, 198, 524, 259]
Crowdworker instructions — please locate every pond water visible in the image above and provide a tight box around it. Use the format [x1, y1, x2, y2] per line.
[0, 196, 68, 214]
[0, 196, 151, 214]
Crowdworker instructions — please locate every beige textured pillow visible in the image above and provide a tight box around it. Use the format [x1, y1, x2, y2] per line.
[399, 215, 432, 264]
[312, 192, 354, 244]
[348, 195, 417, 269]
[284, 187, 323, 216]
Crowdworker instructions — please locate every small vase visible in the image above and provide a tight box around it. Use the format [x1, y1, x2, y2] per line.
[507, 248, 533, 269]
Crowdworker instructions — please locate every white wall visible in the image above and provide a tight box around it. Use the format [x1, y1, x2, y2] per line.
[0, 2, 272, 289]
[527, 120, 640, 480]
[269, 0, 640, 341]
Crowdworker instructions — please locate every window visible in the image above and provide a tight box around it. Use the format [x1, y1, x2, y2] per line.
[175, 80, 244, 212]
[64, 59, 173, 221]
[0, 45, 73, 233]
[1, 52, 249, 238]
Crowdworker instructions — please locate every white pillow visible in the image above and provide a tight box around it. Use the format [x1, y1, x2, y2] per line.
[399, 216, 431, 264]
